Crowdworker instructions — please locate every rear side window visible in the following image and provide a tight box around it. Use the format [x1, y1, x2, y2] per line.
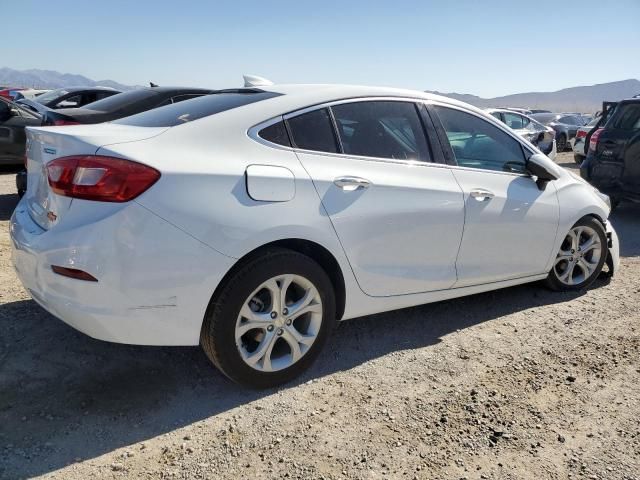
[433, 106, 527, 173]
[258, 120, 291, 147]
[287, 108, 339, 153]
[114, 91, 282, 127]
[611, 104, 640, 130]
[502, 112, 526, 130]
[331, 101, 431, 161]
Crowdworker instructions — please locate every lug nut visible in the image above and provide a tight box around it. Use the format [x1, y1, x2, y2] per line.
[569, 257, 574, 262]
[267, 325, 274, 332]
[286, 319, 292, 326]
[571, 249, 575, 254]
[270, 311, 277, 319]
[277, 328, 284, 336]
[282, 308, 289, 316]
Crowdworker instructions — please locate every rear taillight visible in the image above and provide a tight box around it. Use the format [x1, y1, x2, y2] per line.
[53, 120, 81, 126]
[576, 130, 588, 139]
[47, 155, 160, 202]
[589, 128, 604, 152]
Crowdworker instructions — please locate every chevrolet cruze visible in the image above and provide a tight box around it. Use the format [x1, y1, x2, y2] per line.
[10, 80, 620, 387]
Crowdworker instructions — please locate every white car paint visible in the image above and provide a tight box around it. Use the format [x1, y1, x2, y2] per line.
[10, 84, 620, 346]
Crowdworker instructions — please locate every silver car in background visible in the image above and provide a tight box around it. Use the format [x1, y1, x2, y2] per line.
[571, 115, 600, 164]
[487, 108, 557, 160]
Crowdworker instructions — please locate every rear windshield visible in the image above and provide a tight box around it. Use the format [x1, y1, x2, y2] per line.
[83, 89, 156, 111]
[113, 91, 282, 127]
[611, 103, 640, 130]
[35, 88, 69, 103]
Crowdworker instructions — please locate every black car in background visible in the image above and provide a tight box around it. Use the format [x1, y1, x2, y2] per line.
[581, 98, 640, 207]
[42, 86, 216, 125]
[16, 86, 121, 114]
[0, 98, 41, 167]
[530, 113, 588, 151]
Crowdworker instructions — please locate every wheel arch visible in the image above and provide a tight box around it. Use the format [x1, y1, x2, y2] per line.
[207, 238, 347, 323]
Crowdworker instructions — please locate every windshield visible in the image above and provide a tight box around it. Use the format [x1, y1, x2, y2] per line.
[81, 89, 155, 111]
[35, 88, 69, 104]
[113, 91, 282, 127]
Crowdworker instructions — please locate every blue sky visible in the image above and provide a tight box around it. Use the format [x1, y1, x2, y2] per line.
[6, 0, 639, 97]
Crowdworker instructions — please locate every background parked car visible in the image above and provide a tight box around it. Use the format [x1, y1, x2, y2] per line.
[529, 109, 551, 114]
[12, 89, 50, 101]
[41, 86, 216, 125]
[15, 86, 217, 197]
[0, 97, 41, 168]
[0, 87, 25, 99]
[530, 113, 588, 151]
[17, 86, 121, 114]
[581, 98, 640, 207]
[487, 108, 557, 159]
[571, 115, 601, 164]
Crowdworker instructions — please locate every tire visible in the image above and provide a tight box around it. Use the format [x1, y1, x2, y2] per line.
[545, 217, 607, 291]
[556, 134, 567, 152]
[573, 153, 585, 165]
[200, 247, 336, 388]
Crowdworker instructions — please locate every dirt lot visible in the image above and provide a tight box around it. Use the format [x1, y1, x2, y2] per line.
[0, 153, 638, 480]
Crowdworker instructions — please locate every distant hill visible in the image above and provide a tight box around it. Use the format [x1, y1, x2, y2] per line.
[427, 79, 640, 113]
[0, 67, 134, 91]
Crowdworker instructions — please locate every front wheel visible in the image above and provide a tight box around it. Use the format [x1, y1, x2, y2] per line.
[200, 248, 336, 388]
[545, 217, 607, 291]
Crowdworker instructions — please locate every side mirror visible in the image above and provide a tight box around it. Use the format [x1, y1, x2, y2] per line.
[0, 101, 12, 122]
[526, 153, 559, 190]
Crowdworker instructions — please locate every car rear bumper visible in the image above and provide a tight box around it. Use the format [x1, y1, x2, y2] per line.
[10, 199, 235, 346]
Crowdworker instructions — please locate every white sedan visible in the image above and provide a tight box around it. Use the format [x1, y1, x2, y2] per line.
[11, 80, 620, 387]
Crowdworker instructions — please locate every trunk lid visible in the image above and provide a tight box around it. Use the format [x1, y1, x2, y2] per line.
[24, 124, 168, 229]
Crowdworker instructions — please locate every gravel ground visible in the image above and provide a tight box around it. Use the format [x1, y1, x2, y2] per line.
[0, 153, 639, 480]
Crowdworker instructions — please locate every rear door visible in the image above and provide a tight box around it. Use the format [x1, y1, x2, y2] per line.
[0, 101, 40, 164]
[429, 104, 559, 287]
[287, 100, 465, 297]
[597, 102, 640, 193]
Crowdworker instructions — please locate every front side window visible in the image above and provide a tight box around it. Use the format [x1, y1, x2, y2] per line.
[331, 101, 430, 161]
[287, 108, 339, 153]
[433, 106, 527, 173]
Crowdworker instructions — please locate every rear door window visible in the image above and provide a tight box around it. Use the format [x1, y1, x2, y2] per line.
[433, 105, 527, 173]
[330, 101, 431, 161]
[286, 108, 339, 153]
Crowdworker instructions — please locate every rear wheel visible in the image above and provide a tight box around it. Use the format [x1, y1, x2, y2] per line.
[545, 217, 607, 291]
[200, 248, 336, 388]
[557, 134, 567, 152]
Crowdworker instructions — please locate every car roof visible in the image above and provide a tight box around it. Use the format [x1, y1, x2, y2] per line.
[251, 83, 489, 117]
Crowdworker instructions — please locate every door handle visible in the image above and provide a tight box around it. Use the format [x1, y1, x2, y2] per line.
[333, 176, 371, 191]
[470, 189, 495, 201]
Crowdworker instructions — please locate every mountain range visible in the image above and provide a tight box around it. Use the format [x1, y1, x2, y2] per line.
[428, 79, 640, 113]
[0, 67, 133, 91]
[2, 67, 638, 113]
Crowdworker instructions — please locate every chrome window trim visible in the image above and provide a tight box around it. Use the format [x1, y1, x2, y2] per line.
[247, 95, 538, 176]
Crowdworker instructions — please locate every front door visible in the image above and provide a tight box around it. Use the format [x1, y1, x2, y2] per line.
[430, 104, 559, 287]
[286, 101, 465, 297]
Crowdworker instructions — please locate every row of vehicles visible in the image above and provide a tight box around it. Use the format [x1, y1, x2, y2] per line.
[7, 76, 623, 387]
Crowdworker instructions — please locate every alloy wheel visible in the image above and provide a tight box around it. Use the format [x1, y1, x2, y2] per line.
[235, 274, 323, 372]
[553, 225, 602, 286]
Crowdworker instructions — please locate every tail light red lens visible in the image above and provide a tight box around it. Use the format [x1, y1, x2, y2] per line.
[589, 128, 604, 152]
[576, 130, 588, 139]
[47, 155, 160, 202]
